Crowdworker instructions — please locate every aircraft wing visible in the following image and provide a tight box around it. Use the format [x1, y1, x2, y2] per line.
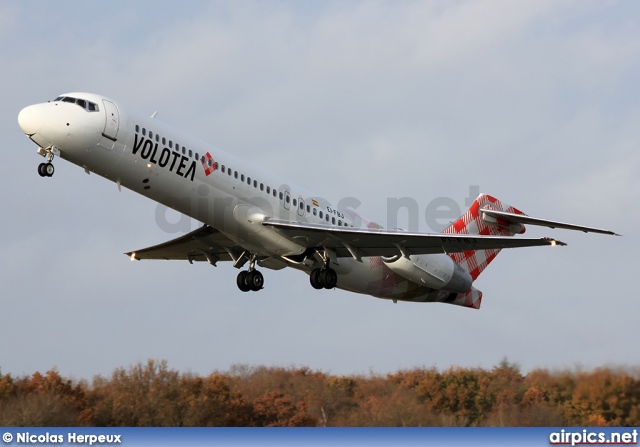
[262, 219, 565, 260]
[126, 225, 240, 265]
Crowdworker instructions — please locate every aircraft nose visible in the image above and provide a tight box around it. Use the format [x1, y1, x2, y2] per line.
[18, 105, 43, 135]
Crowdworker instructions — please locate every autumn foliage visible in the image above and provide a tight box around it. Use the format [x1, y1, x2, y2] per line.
[1, 360, 639, 426]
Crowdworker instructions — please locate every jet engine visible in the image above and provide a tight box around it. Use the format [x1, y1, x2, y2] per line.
[382, 253, 472, 293]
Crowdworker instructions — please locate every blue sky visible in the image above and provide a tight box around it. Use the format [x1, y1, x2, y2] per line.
[1, 0, 638, 380]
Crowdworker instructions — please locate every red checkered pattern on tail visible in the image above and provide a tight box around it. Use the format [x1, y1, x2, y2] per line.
[443, 194, 525, 280]
[443, 287, 482, 309]
[201, 152, 216, 176]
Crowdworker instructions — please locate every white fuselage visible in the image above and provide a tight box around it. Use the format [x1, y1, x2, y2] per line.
[18, 92, 465, 304]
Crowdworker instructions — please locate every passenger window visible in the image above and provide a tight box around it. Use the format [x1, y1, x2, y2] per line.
[189, 150, 193, 158]
[279, 192, 283, 200]
[162, 137, 166, 145]
[260, 183, 264, 191]
[234, 171, 238, 179]
[338, 220, 342, 226]
[266, 186, 270, 194]
[326, 215, 330, 222]
[156, 135, 160, 142]
[241, 174, 245, 182]
[247, 177, 251, 185]
[313, 208, 317, 216]
[293, 198, 297, 207]
[286, 195, 290, 203]
[213, 162, 218, 170]
[169, 141, 173, 148]
[306, 205, 310, 213]
[319, 211, 323, 219]
[135, 125, 140, 133]
[195, 152, 199, 159]
[182, 147, 186, 155]
[253, 180, 257, 188]
[149, 131, 153, 138]
[142, 128, 146, 136]
[273, 189, 277, 197]
[332, 217, 336, 225]
[221, 165, 225, 173]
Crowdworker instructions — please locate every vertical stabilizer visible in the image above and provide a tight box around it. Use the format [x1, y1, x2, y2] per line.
[443, 194, 526, 280]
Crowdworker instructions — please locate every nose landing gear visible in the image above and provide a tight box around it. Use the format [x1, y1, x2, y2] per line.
[37, 146, 57, 177]
[38, 162, 55, 177]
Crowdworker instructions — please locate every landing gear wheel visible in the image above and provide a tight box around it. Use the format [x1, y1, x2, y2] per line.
[38, 162, 54, 177]
[247, 270, 264, 291]
[44, 163, 54, 177]
[320, 268, 338, 289]
[310, 268, 323, 289]
[236, 271, 251, 292]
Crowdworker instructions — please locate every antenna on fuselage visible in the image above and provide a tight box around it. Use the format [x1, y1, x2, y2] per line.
[151, 111, 158, 119]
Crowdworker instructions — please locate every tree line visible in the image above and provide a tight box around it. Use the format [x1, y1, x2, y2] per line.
[1, 360, 638, 426]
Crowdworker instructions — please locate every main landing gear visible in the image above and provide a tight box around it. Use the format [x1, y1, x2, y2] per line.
[236, 255, 264, 292]
[237, 269, 264, 292]
[309, 267, 338, 290]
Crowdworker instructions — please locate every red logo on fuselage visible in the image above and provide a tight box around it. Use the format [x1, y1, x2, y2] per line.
[201, 152, 216, 176]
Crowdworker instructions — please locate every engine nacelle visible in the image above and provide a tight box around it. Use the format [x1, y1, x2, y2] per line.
[382, 253, 472, 293]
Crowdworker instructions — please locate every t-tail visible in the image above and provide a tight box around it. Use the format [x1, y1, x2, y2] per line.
[439, 193, 618, 309]
[444, 194, 526, 280]
[439, 194, 527, 310]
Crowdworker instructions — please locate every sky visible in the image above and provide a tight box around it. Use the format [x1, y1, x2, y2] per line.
[1, 0, 638, 381]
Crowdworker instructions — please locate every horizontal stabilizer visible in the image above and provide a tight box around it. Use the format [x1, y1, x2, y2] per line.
[480, 208, 620, 236]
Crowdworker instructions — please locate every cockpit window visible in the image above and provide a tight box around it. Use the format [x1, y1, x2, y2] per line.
[53, 96, 100, 112]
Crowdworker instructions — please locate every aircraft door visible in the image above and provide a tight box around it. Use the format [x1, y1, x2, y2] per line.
[102, 100, 119, 141]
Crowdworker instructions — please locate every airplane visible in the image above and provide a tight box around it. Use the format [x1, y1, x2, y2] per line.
[17, 92, 618, 309]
